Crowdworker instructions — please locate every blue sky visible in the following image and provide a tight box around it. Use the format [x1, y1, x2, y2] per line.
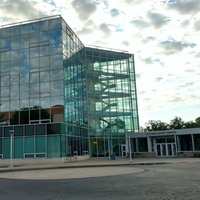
[1, 0, 200, 126]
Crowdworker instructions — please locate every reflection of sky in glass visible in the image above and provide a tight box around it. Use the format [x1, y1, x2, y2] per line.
[11, 36, 19, 49]
[1, 38, 11, 49]
[0, 16, 85, 126]
[11, 26, 20, 36]
[11, 50, 20, 60]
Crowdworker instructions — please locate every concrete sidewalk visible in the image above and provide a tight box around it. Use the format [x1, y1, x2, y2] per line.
[1, 157, 200, 173]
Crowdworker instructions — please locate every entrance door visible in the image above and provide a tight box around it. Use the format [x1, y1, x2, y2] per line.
[156, 143, 175, 157]
[121, 144, 126, 157]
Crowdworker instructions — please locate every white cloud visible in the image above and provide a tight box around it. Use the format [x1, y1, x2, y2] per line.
[0, 0, 200, 126]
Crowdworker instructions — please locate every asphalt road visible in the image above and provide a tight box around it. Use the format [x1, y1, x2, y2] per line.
[0, 163, 200, 200]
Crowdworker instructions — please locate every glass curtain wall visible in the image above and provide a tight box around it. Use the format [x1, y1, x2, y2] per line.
[0, 15, 138, 158]
[0, 16, 67, 125]
[84, 47, 139, 157]
[63, 18, 88, 156]
[65, 47, 139, 157]
[0, 123, 70, 159]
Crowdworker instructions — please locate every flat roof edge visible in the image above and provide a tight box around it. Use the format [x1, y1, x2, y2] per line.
[84, 44, 132, 54]
[0, 15, 62, 29]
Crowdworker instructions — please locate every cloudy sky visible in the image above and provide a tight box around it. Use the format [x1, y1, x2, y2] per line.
[1, 0, 200, 126]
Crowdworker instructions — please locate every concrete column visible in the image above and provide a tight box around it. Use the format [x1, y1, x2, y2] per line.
[176, 135, 180, 151]
[147, 137, 152, 152]
[125, 134, 128, 154]
[174, 134, 177, 152]
[128, 136, 132, 162]
[191, 134, 195, 151]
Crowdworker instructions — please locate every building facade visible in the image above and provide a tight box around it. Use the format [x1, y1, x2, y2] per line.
[0, 15, 139, 160]
[126, 128, 200, 158]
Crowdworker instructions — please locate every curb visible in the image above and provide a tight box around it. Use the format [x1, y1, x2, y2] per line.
[0, 162, 172, 173]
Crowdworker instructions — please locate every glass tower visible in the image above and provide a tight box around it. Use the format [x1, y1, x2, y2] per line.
[0, 15, 139, 159]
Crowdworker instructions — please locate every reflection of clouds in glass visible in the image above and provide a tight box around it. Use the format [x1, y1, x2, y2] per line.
[10, 85, 19, 100]
[50, 44, 62, 55]
[1, 38, 11, 49]
[50, 19, 62, 30]
[40, 45, 49, 56]
[41, 97, 51, 108]
[40, 21, 49, 31]
[10, 100, 19, 110]
[40, 31, 49, 42]
[50, 54, 63, 69]
[20, 49, 29, 59]
[50, 69, 63, 80]
[30, 98, 39, 107]
[30, 57, 39, 71]
[30, 32, 39, 43]
[40, 71, 50, 82]
[20, 84, 29, 99]
[1, 61, 10, 72]
[51, 80, 64, 96]
[20, 99, 29, 108]
[20, 24, 30, 35]
[0, 101, 9, 112]
[1, 51, 10, 61]
[30, 83, 39, 95]
[11, 26, 20, 36]
[20, 73, 29, 84]
[11, 50, 20, 60]
[11, 36, 19, 49]
[30, 22, 40, 33]
[20, 34, 29, 48]
[40, 56, 50, 67]
[20, 59, 30, 75]
[11, 60, 19, 73]
[0, 18, 68, 117]
[0, 86, 9, 97]
[2, 27, 11, 38]
[30, 72, 39, 83]
[40, 82, 50, 93]
[30, 47, 40, 57]
[1, 75, 9, 86]
[50, 29, 62, 44]
[10, 74, 20, 85]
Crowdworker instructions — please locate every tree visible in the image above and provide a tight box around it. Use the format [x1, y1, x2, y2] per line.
[169, 116, 185, 129]
[145, 120, 169, 131]
[184, 121, 198, 128]
[195, 117, 200, 127]
[144, 116, 200, 131]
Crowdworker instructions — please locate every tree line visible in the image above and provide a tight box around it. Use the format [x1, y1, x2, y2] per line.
[144, 116, 200, 131]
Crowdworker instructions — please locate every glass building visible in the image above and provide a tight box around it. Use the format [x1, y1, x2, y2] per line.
[0, 15, 139, 160]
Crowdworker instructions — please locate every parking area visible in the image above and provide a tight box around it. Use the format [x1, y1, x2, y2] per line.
[0, 158, 200, 199]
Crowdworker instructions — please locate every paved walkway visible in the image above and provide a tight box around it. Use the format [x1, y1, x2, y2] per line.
[0, 157, 200, 180]
[0, 158, 200, 173]
[1, 157, 200, 172]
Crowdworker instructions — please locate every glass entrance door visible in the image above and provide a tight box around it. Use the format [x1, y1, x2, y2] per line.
[121, 144, 126, 157]
[156, 143, 175, 157]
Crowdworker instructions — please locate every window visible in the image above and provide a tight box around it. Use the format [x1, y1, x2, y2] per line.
[25, 125, 34, 136]
[14, 126, 24, 136]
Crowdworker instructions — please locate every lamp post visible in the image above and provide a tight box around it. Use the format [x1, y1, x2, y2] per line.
[9, 130, 14, 167]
